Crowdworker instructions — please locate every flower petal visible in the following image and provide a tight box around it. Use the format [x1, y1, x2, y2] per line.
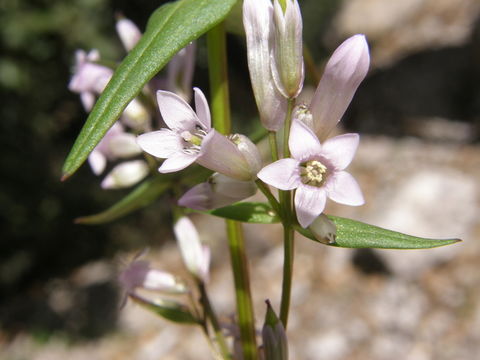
[137, 129, 183, 158]
[159, 151, 197, 173]
[309, 34, 370, 140]
[257, 158, 300, 190]
[325, 171, 364, 206]
[289, 119, 322, 161]
[321, 133, 359, 170]
[295, 184, 327, 228]
[88, 149, 106, 175]
[197, 130, 252, 181]
[193, 87, 211, 130]
[156, 90, 199, 131]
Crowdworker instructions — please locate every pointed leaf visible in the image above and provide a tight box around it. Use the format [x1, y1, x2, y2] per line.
[62, 0, 237, 179]
[130, 294, 199, 324]
[205, 202, 280, 224]
[76, 177, 169, 224]
[297, 215, 461, 249]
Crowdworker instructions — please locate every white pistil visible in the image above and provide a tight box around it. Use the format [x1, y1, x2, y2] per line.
[300, 160, 327, 186]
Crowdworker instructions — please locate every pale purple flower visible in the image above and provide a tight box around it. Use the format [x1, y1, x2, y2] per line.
[137, 88, 258, 180]
[101, 159, 149, 189]
[306, 34, 370, 141]
[115, 17, 142, 51]
[166, 42, 196, 102]
[257, 119, 364, 228]
[119, 259, 186, 295]
[88, 122, 142, 175]
[243, 0, 287, 131]
[174, 217, 210, 283]
[136, 87, 212, 173]
[178, 173, 257, 210]
[271, 0, 304, 98]
[68, 49, 113, 111]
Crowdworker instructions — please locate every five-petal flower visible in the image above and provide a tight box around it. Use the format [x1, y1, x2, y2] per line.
[137, 87, 212, 173]
[257, 119, 364, 228]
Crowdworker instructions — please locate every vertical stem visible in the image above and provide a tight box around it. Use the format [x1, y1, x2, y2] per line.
[207, 23, 258, 360]
[279, 98, 296, 327]
[268, 131, 279, 162]
[199, 282, 231, 359]
[207, 22, 231, 134]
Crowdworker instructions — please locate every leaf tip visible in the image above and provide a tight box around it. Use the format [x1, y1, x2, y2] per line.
[60, 172, 71, 182]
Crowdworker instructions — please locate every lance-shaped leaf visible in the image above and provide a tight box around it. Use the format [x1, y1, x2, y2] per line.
[62, 0, 237, 180]
[129, 293, 199, 325]
[205, 202, 281, 224]
[297, 215, 461, 249]
[75, 177, 170, 224]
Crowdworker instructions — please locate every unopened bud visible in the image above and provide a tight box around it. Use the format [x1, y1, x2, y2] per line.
[122, 98, 151, 131]
[101, 160, 149, 189]
[230, 134, 263, 177]
[178, 173, 257, 210]
[271, 0, 304, 98]
[309, 214, 337, 244]
[116, 17, 142, 51]
[173, 217, 210, 283]
[262, 300, 288, 360]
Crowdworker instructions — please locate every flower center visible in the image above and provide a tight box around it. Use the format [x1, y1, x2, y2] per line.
[180, 126, 207, 154]
[300, 160, 328, 187]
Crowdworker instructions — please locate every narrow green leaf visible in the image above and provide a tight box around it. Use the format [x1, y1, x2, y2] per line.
[75, 177, 169, 224]
[297, 216, 461, 249]
[62, 0, 237, 179]
[130, 294, 199, 325]
[206, 202, 280, 224]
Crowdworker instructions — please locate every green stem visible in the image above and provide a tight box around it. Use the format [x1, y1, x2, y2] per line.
[279, 98, 296, 327]
[282, 98, 295, 158]
[199, 282, 231, 359]
[255, 179, 281, 217]
[207, 22, 231, 134]
[226, 220, 257, 359]
[268, 131, 279, 162]
[207, 23, 258, 360]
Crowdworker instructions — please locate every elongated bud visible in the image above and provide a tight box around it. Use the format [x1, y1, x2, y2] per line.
[173, 217, 210, 283]
[119, 260, 187, 294]
[106, 132, 142, 159]
[308, 214, 337, 244]
[197, 130, 257, 181]
[230, 134, 262, 177]
[178, 173, 257, 210]
[309, 34, 370, 140]
[166, 42, 196, 102]
[116, 17, 142, 51]
[262, 300, 288, 360]
[122, 98, 151, 131]
[271, 0, 304, 98]
[101, 160, 149, 189]
[243, 0, 287, 131]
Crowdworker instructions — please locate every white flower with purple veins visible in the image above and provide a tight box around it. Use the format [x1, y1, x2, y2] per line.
[136, 87, 211, 173]
[258, 120, 364, 228]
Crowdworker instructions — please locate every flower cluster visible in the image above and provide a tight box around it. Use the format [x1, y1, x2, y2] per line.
[69, 17, 196, 189]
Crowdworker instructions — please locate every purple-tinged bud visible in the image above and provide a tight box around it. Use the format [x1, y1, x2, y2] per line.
[262, 300, 288, 360]
[178, 173, 257, 211]
[101, 160, 149, 189]
[166, 42, 196, 102]
[271, 0, 304, 98]
[173, 217, 210, 283]
[119, 259, 187, 294]
[115, 17, 142, 51]
[197, 130, 257, 181]
[230, 134, 263, 177]
[243, 0, 287, 131]
[308, 214, 337, 244]
[309, 34, 370, 140]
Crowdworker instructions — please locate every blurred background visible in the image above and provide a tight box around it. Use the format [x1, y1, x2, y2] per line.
[1, 0, 479, 359]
